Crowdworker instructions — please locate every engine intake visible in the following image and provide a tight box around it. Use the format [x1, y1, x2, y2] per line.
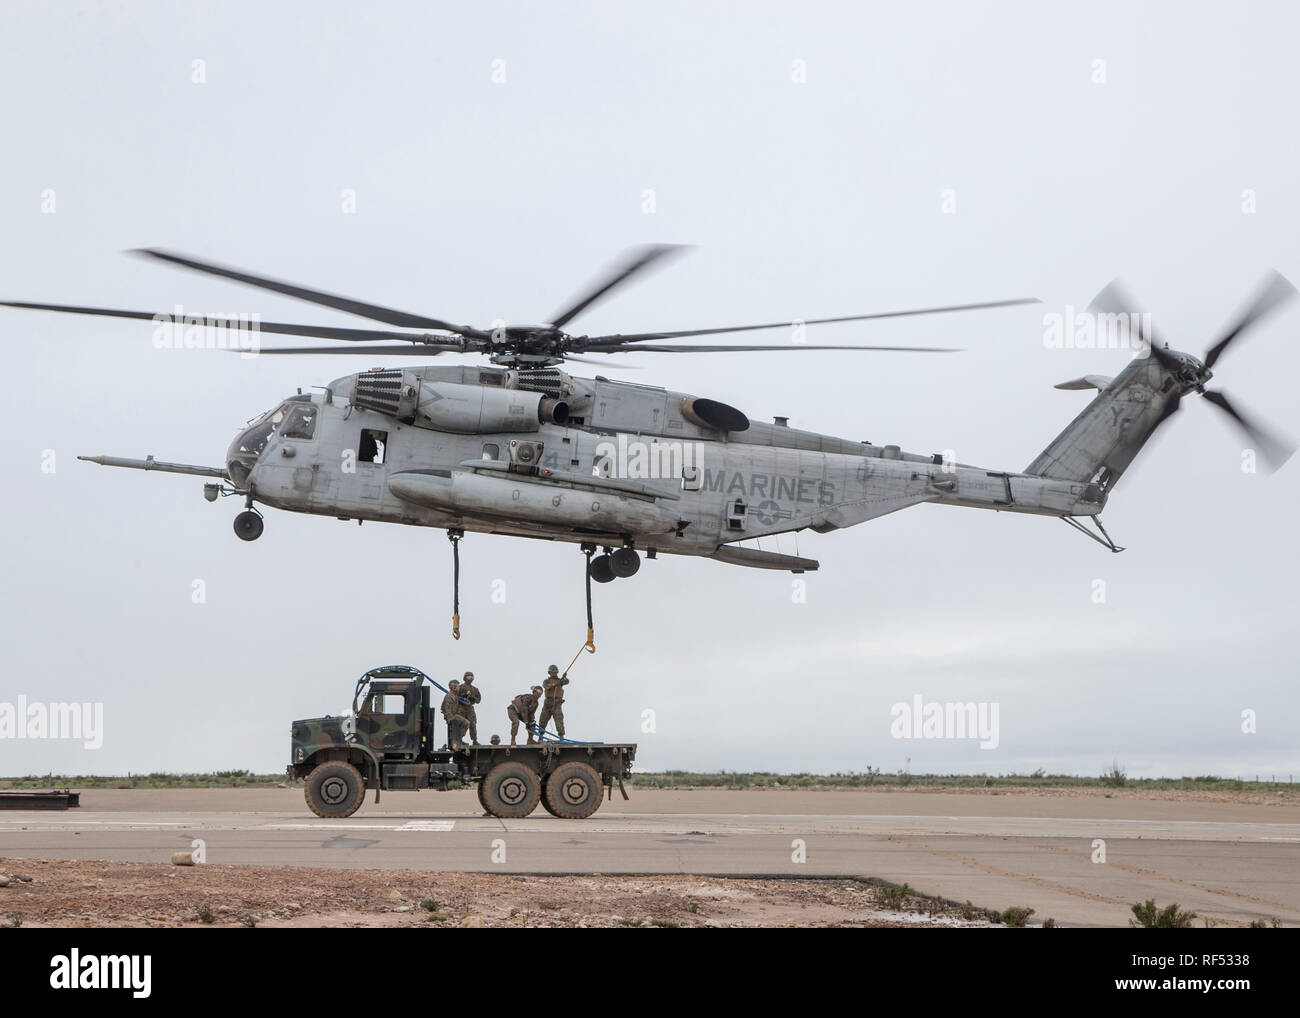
[680, 395, 750, 432]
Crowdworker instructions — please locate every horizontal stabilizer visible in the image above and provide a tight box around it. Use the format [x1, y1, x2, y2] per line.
[1054, 374, 1114, 391]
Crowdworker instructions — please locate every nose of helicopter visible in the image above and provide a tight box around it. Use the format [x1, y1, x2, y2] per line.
[226, 405, 287, 488]
[226, 425, 264, 489]
[225, 397, 315, 488]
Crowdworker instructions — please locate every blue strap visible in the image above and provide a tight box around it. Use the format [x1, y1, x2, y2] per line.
[528, 723, 596, 746]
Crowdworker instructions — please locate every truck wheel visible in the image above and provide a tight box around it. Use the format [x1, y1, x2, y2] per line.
[482, 761, 541, 819]
[304, 761, 366, 819]
[539, 782, 561, 817]
[543, 761, 602, 819]
[477, 779, 491, 814]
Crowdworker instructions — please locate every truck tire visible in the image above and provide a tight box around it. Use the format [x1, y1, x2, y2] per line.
[543, 761, 603, 819]
[476, 778, 491, 814]
[539, 782, 561, 817]
[482, 761, 541, 818]
[305, 761, 366, 819]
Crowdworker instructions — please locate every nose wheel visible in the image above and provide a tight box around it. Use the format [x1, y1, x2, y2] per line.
[233, 509, 264, 541]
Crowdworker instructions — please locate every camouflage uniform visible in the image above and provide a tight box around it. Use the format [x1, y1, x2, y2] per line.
[538, 664, 569, 739]
[507, 688, 542, 745]
[441, 681, 469, 750]
[459, 671, 482, 745]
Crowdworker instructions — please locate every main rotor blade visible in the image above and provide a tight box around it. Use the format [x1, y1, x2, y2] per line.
[1202, 389, 1296, 471]
[1204, 270, 1297, 369]
[0, 300, 461, 345]
[249, 343, 466, 356]
[579, 342, 961, 354]
[549, 244, 689, 329]
[561, 355, 642, 368]
[133, 248, 478, 334]
[580, 297, 1039, 345]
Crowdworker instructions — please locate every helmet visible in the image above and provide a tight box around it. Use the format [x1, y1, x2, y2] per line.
[547, 664, 559, 674]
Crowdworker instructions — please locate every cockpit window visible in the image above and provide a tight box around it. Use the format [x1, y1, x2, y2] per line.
[262, 404, 290, 427]
[227, 402, 295, 487]
[282, 405, 318, 439]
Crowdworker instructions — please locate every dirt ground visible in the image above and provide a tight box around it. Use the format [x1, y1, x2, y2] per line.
[0, 859, 992, 928]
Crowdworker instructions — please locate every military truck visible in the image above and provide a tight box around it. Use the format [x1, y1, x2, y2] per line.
[288, 664, 635, 820]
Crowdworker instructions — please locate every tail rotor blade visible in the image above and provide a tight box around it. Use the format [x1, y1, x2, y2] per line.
[1204, 270, 1297, 369]
[1202, 389, 1296, 472]
[1088, 279, 1174, 365]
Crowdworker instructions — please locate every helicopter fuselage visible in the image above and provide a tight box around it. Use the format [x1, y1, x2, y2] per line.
[227, 364, 1104, 571]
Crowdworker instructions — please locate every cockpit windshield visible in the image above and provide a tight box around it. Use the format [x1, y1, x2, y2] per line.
[226, 398, 311, 488]
[281, 404, 318, 439]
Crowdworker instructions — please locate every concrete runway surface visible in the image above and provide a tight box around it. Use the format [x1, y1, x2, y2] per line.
[2, 788, 1297, 927]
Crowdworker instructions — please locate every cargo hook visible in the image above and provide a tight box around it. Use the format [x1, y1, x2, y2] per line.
[448, 527, 464, 639]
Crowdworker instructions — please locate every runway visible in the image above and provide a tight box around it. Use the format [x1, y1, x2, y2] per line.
[2, 788, 1297, 927]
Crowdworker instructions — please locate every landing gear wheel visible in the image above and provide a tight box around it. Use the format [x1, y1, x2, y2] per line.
[233, 510, 264, 542]
[542, 761, 603, 819]
[589, 554, 616, 584]
[304, 761, 365, 818]
[481, 761, 541, 819]
[610, 547, 640, 578]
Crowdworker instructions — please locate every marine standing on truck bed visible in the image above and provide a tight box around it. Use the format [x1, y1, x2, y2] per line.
[460, 671, 481, 745]
[289, 664, 635, 820]
[539, 664, 569, 739]
[440, 679, 469, 750]
[507, 687, 543, 745]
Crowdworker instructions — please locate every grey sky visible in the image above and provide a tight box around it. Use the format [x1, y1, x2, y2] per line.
[2, 1, 1297, 779]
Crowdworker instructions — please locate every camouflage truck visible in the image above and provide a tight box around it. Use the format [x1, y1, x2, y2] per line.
[288, 664, 635, 820]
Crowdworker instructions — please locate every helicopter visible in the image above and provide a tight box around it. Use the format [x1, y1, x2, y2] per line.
[5, 247, 1295, 595]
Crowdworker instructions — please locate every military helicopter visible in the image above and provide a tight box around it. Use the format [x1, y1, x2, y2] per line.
[5, 248, 1295, 598]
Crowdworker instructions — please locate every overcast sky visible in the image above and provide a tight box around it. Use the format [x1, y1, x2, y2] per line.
[2, 1, 1297, 780]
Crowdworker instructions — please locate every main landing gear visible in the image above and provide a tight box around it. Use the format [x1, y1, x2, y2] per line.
[588, 544, 640, 583]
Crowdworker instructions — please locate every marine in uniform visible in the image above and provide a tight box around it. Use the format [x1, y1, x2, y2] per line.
[507, 686, 543, 745]
[538, 664, 570, 739]
[459, 671, 482, 745]
[441, 679, 470, 750]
